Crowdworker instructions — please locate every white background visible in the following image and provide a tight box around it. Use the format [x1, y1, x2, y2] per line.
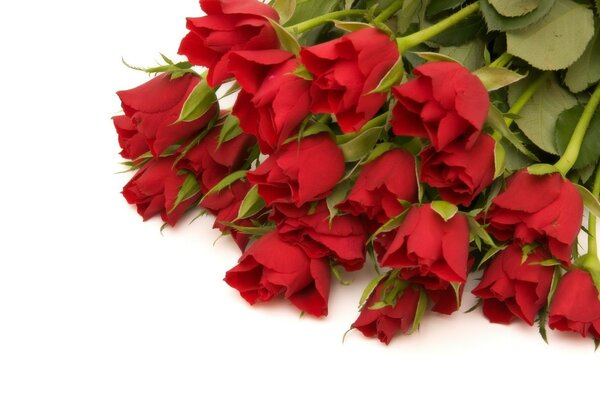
[0, 1, 597, 399]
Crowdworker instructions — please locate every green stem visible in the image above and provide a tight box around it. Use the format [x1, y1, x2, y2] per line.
[489, 53, 513, 69]
[588, 163, 600, 258]
[374, 0, 404, 24]
[504, 72, 550, 128]
[555, 83, 600, 176]
[396, 2, 480, 52]
[287, 9, 367, 33]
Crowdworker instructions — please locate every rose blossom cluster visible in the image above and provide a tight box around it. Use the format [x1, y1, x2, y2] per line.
[113, 0, 600, 346]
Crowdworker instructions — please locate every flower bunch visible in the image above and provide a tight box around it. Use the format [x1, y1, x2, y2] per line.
[113, 0, 600, 346]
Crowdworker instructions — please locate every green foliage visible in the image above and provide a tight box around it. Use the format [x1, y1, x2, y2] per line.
[489, 0, 541, 17]
[170, 173, 200, 213]
[426, 0, 466, 19]
[236, 186, 266, 221]
[565, 19, 600, 93]
[479, 0, 556, 31]
[506, 0, 595, 71]
[178, 78, 217, 123]
[439, 38, 486, 70]
[218, 115, 243, 146]
[555, 105, 600, 169]
[271, 0, 297, 24]
[430, 200, 458, 221]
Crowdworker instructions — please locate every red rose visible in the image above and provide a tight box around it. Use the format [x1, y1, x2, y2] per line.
[247, 134, 345, 206]
[115, 73, 215, 158]
[549, 269, 600, 339]
[229, 50, 312, 154]
[178, 125, 255, 193]
[337, 149, 418, 228]
[392, 61, 489, 150]
[379, 204, 470, 313]
[300, 28, 399, 133]
[420, 133, 496, 206]
[201, 180, 255, 251]
[122, 156, 197, 226]
[472, 245, 555, 325]
[351, 279, 421, 344]
[484, 170, 583, 264]
[270, 201, 367, 271]
[178, 0, 280, 87]
[224, 231, 331, 317]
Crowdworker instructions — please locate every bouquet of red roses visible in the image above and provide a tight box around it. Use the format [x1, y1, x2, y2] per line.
[113, 0, 600, 346]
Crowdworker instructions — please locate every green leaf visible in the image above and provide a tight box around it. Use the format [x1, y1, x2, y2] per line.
[285, 0, 338, 26]
[439, 38, 486, 70]
[426, 0, 466, 19]
[487, 105, 540, 161]
[468, 216, 499, 248]
[576, 183, 600, 219]
[359, 273, 388, 310]
[477, 246, 507, 270]
[218, 114, 243, 146]
[293, 64, 313, 80]
[479, 0, 556, 32]
[450, 282, 462, 310]
[555, 105, 600, 169]
[272, 0, 297, 24]
[170, 173, 200, 213]
[362, 142, 397, 164]
[200, 170, 247, 203]
[370, 56, 405, 93]
[474, 67, 527, 91]
[326, 180, 353, 222]
[489, 0, 541, 17]
[178, 78, 217, 123]
[506, 0, 595, 71]
[538, 307, 549, 343]
[268, 18, 301, 55]
[430, 200, 458, 221]
[333, 20, 372, 32]
[220, 221, 273, 236]
[236, 185, 265, 221]
[428, 14, 485, 47]
[338, 126, 383, 161]
[410, 288, 429, 333]
[565, 19, 600, 93]
[527, 163, 560, 175]
[508, 74, 577, 154]
[412, 51, 461, 64]
[548, 266, 562, 306]
[399, 0, 429, 34]
[493, 139, 506, 179]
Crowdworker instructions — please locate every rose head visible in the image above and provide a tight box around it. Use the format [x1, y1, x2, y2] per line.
[115, 73, 215, 158]
[122, 156, 197, 226]
[352, 280, 421, 345]
[379, 204, 469, 312]
[473, 245, 555, 325]
[179, 0, 280, 87]
[271, 201, 367, 272]
[300, 28, 399, 133]
[247, 134, 345, 207]
[392, 61, 489, 150]
[230, 50, 312, 154]
[484, 170, 583, 265]
[178, 125, 255, 193]
[337, 149, 418, 229]
[549, 269, 600, 339]
[421, 133, 496, 206]
[224, 231, 331, 317]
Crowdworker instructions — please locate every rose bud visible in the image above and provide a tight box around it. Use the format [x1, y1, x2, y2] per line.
[177, 125, 255, 193]
[229, 49, 312, 154]
[201, 180, 255, 251]
[549, 269, 600, 339]
[351, 278, 422, 345]
[472, 245, 555, 325]
[392, 61, 489, 150]
[178, 0, 280, 87]
[484, 170, 583, 265]
[379, 204, 470, 314]
[271, 201, 367, 271]
[300, 28, 399, 133]
[421, 133, 496, 206]
[337, 149, 418, 229]
[224, 231, 331, 317]
[427, 284, 464, 315]
[122, 156, 198, 226]
[115, 73, 216, 158]
[247, 134, 345, 207]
